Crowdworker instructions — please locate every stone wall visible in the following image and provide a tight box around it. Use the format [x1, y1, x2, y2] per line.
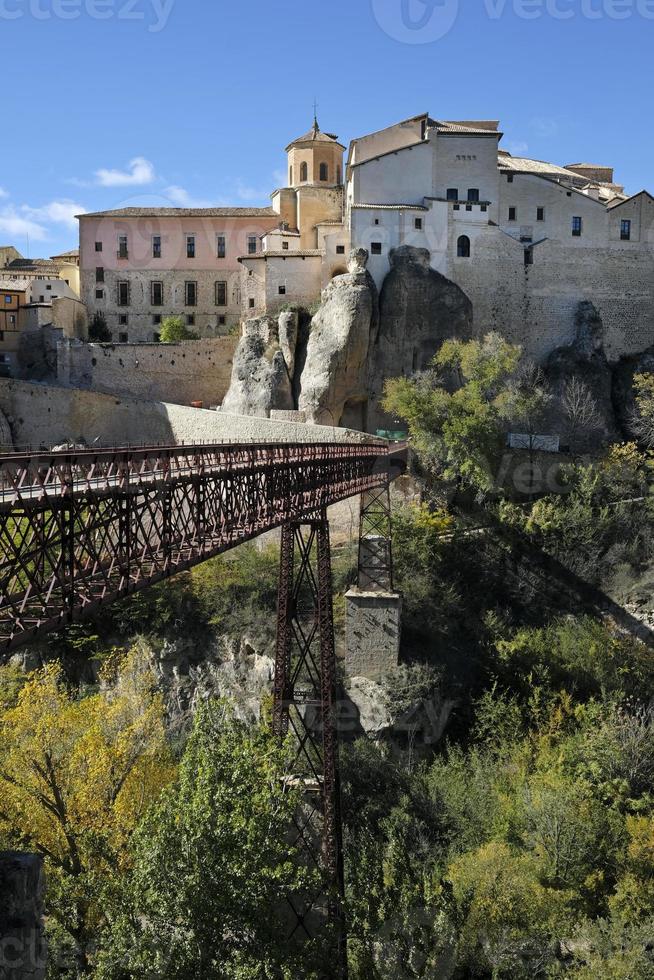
[0, 852, 46, 980]
[56, 337, 238, 408]
[0, 380, 376, 450]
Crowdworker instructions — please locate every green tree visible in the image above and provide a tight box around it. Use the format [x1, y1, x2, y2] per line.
[383, 333, 522, 494]
[88, 312, 111, 342]
[159, 315, 199, 342]
[98, 704, 318, 980]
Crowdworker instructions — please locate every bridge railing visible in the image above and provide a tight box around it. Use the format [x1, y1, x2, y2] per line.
[0, 440, 390, 651]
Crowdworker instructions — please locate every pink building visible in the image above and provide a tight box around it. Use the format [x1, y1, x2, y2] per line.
[78, 207, 280, 342]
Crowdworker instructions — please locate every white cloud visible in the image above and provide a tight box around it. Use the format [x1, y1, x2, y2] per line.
[0, 188, 8, 200]
[164, 185, 214, 208]
[95, 157, 156, 188]
[234, 178, 270, 203]
[506, 141, 529, 156]
[22, 200, 86, 229]
[0, 207, 48, 241]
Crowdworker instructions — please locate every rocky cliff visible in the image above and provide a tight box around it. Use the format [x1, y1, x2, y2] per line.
[369, 246, 473, 431]
[221, 315, 295, 418]
[298, 248, 379, 428]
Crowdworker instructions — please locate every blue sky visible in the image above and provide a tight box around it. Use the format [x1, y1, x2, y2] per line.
[2, 0, 652, 255]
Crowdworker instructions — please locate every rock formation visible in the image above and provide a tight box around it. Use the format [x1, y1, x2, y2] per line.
[0, 407, 13, 452]
[298, 248, 379, 428]
[369, 246, 473, 431]
[221, 315, 295, 418]
[544, 301, 620, 451]
[612, 344, 654, 440]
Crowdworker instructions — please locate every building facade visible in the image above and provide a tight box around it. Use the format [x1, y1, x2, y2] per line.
[78, 208, 281, 343]
[76, 114, 654, 364]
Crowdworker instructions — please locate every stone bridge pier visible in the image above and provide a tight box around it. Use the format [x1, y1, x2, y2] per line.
[345, 485, 402, 681]
[0, 852, 46, 980]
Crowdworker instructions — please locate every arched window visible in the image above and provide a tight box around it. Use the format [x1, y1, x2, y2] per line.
[300, 162, 308, 182]
[337, 166, 342, 185]
[319, 162, 328, 182]
[457, 235, 471, 258]
[289, 166, 293, 185]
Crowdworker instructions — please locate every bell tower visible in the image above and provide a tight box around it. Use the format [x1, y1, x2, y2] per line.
[285, 115, 345, 190]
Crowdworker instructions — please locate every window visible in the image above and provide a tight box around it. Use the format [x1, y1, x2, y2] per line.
[247, 235, 257, 255]
[95, 289, 104, 300]
[467, 188, 480, 202]
[3, 296, 10, 304]
[289, 166, 293, 185]
[572, 216, 583, 237]
[218, 315, 226, 326]
[621, 219, 632, 241]
[508, 207, 517, 222]
[215, 281, 227, 306]
[524, 248, 534, 266]
[319, 163, 328, 182]
[457, 235, 471, 258]
[117, 281, 130, 306]
[336, 245, 346, 255]
[300, 162, 308, 182]
[152, 235, 162, 259]
[446, 188, 458, 201]
[466, 205, 472, 212]
[117, 235, 128, 259]
[95, 241, 103, 252]
[374, 219, 380, 225]
[337, 166, 342, 184]
[371, 242, 382, 255]
[187, 314, 195, 326]
[0, 331, 3, 341]
[46, 284, 52, 291]
[186, 235, 196, 258]
[507, 175, 514, 183]
[453, 204, 460, 211]
[96, 267, 104, 283]
[415, 218, 423, 230]
[185, 281, 197, 306]
[118, 333, 128, 343]
[151, 281, 163, 306]
[153, 333, 160, 342]
[481, 205, 488, 213]
[279, 285, 287, 295]
[153, 314, 162, 325]
[249, 298, 255, 309]
[119, 314, 128, 326]
[282, 241, 289, 251]
[216, 234, 226, 259]
[537, 207, 545, 221]
[7, 317, 13, 327]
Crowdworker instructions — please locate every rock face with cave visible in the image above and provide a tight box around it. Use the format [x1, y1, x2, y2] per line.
[544, 301, 620, 451]
[368, 246, 474, 431]
[298, 248, 379, 428]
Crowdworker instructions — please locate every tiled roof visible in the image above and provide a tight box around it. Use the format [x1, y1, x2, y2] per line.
[239, 250, 323, 260]
[5, 258, 62, 271]
[433, 120, 501, 136]
[0, 278, 29, 291]
[352, 203, 428, 211]
[78, 207, 278, 219]
[498, 154, 586, 181]
[285, 120, 345, 151]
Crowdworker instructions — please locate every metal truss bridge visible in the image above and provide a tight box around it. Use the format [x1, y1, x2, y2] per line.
[0, 438, 395, 978]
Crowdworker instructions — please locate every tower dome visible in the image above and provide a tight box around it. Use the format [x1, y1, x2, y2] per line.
[286, 117, 345, 188]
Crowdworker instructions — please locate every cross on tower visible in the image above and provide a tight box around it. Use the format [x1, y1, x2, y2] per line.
[313, 98, 319, 130]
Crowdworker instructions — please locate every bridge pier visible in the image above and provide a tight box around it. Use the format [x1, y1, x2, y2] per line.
[345, 485, 401, 681]
[272, 510, 348, 978]
[0, 852, 46, 980]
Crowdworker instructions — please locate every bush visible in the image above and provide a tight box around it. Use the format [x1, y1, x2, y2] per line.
[159, 315, 199, 342]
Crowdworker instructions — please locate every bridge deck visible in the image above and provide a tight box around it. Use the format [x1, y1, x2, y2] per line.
[0, 441, 390, 652]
